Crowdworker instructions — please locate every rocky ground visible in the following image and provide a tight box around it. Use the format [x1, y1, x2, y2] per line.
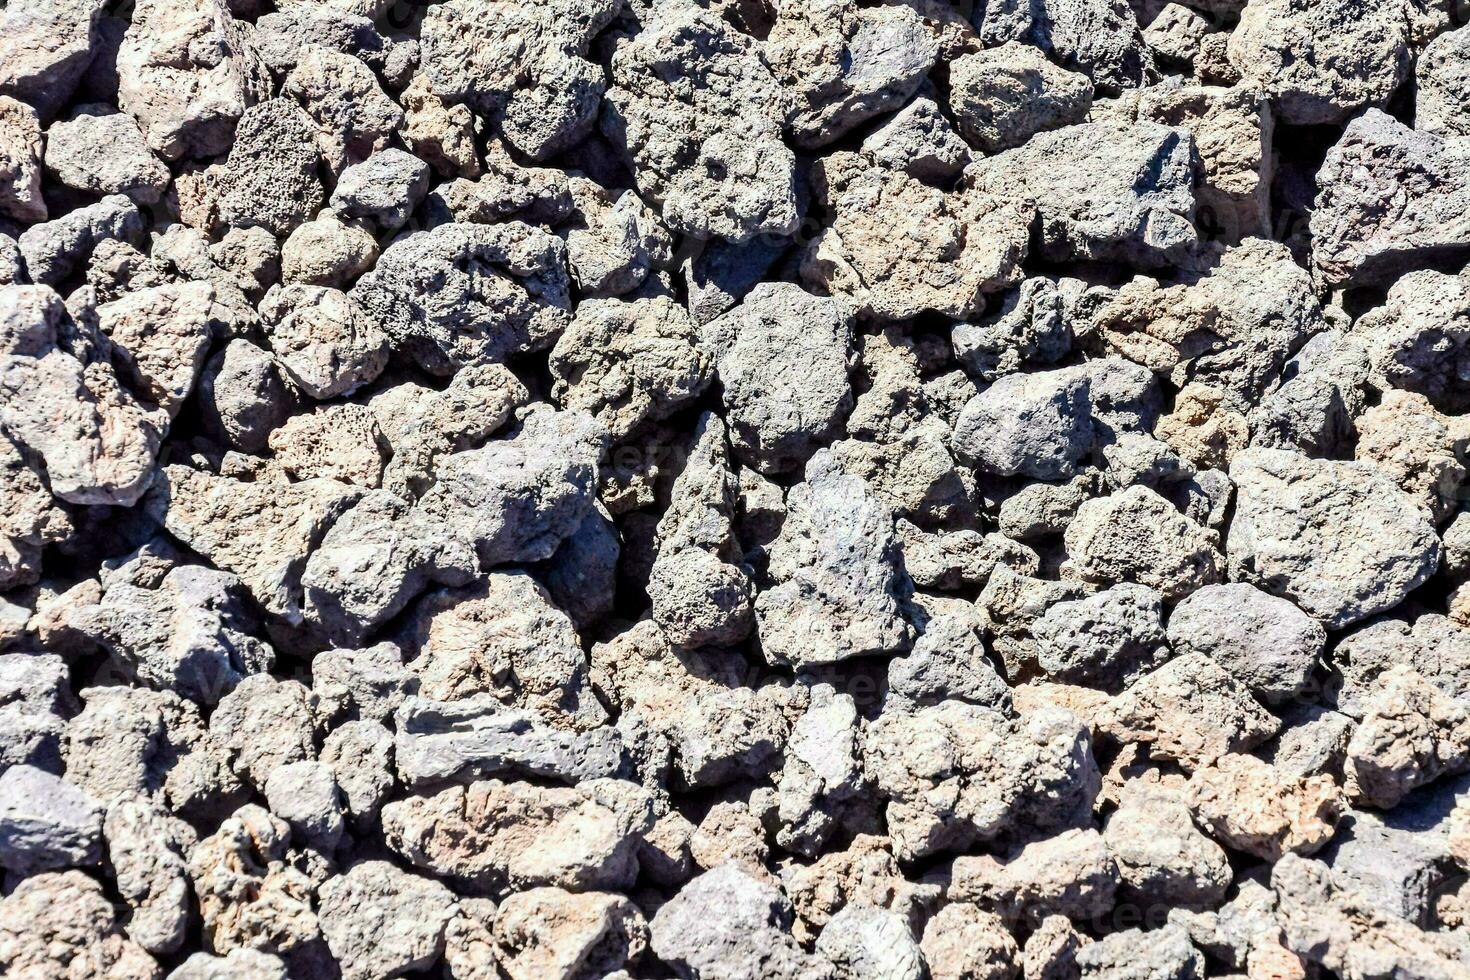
[1, 0, 1469, 977]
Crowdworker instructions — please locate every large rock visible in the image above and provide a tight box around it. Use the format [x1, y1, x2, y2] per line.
[1228, 448, 1441, 629]
[0, 765, 102, 875]
[117, 0, 270, 160]
[1228, 0, 1429, 125]
[649, 864, 833, 980]
[317, 862, 457, 980]
[764, 0, 938, 148]
[947, 42, 1093, 154]
[975, 0, 1157, 94]
[702, 283, 854, 474]
[1311, 110, 1470, 288]
[351, 221, 572, 377]
[0, 283, 166, 505]
[802, 151, 1031, 321]
[756, 451, 912, 669]
[421, 0, 621, 160]
[0, 0, 110, 118]
[967, 121, 1197, 268]
[603, 2, 799, 243]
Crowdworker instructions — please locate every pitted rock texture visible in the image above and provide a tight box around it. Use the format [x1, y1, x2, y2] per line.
[4, 2, 1470, 978]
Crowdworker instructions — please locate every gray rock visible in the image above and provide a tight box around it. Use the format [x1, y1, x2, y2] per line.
[44, 106, 170, 202]
[1063, 485, 1222, 601]
[1098, 652, 1279, 768]
[1167, 583, 1325, 703]
[168, 949, 289, 980]
[1417, 24, 1470, 137]
[968, 121, 1196, 268]
[1334, 614, 1470, 720]
[1228, 0, 1427, 125]
[263, 760, 344, 852]
[1228, 448, 1441, 629]
[888, 612, 1013, 712]
[17, 193, 144, 285]
[757, 451, 912, 669]
[1311, 110, 1470, 288]
[422, 0, 619, 160]
[1073, 924, 1205, 980]
[0, 0, 109, 118]
[0, 764, 102, 874]
[703, 283, 854, 474]
[948, 42, 1094, 153]
[866, 702, 1098, 860]
[1034, 584, 1168, 692]
[66, 557, 275, 704]
[198, 339, 296, 453]
[104, 796, 195, 955]
[603, 2, 799, 242]
[318, 861, 457, 980]
[301, 490, 477, 647]
[381, 776, 654, 893]
[551, 295, 710, 444]
[217, 99, 325, 237]
[208, 674, 319, 790]
[953, 368, 1093, 480]
[1104, 784, 1232, 910]
[116, 0, 270, 160]
[649, 863, 833, 980]
[952, 276, 1087, 383]
[330, 148, 430, 233]
[414, 406, 606, 568]
[351, 221, 572, 377]
[764, 0, 938, 148]
[816, 904, 925, 980]
[860, 95, 970, 180]
[393, 695, 623, 788]
[684, 235, 788, 326]
[320, 721, 394, 824]
[976, 0, 1157, 94]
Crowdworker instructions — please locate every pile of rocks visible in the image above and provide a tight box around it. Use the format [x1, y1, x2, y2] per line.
[2, 0, 1470, 977]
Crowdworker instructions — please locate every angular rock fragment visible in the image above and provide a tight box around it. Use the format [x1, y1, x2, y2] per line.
[1228, 448, 1441, 629]
[968, 121, 1196, 268]
[0, 869, 161, 980]
[649, 863, 832, 980]
[318, 861, 457, 980]
[757, 451, 912, 668]
[117, 0, 269, 160]
[493, 887, 649, 980]
[351, 221, 572, 377]
[1097, 653, 1278, 769]
[381, 777, 653, 892]
[764, 0, 938, 148]
[703, 283, 854, 474]
[1311, 111, 1470, 288]
[1166, 583, 1325, 703]
[1228, 0, 1425, 125]
[0, 764, 102, 874]
[392, 695, 623, 788]
[1063, 485, 1222, 600]
[422, 0, 620, 161]
[865, 703, 1098, 860]
[604, 2, 799, 242]
[0, 97, 46, 222]
[802, 151, 1031, 320]
[947, 42, 1093, 154]
[45, 106, 170, 203]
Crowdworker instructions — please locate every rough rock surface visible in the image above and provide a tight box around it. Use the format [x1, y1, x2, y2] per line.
[3, 4, 1470, 978]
